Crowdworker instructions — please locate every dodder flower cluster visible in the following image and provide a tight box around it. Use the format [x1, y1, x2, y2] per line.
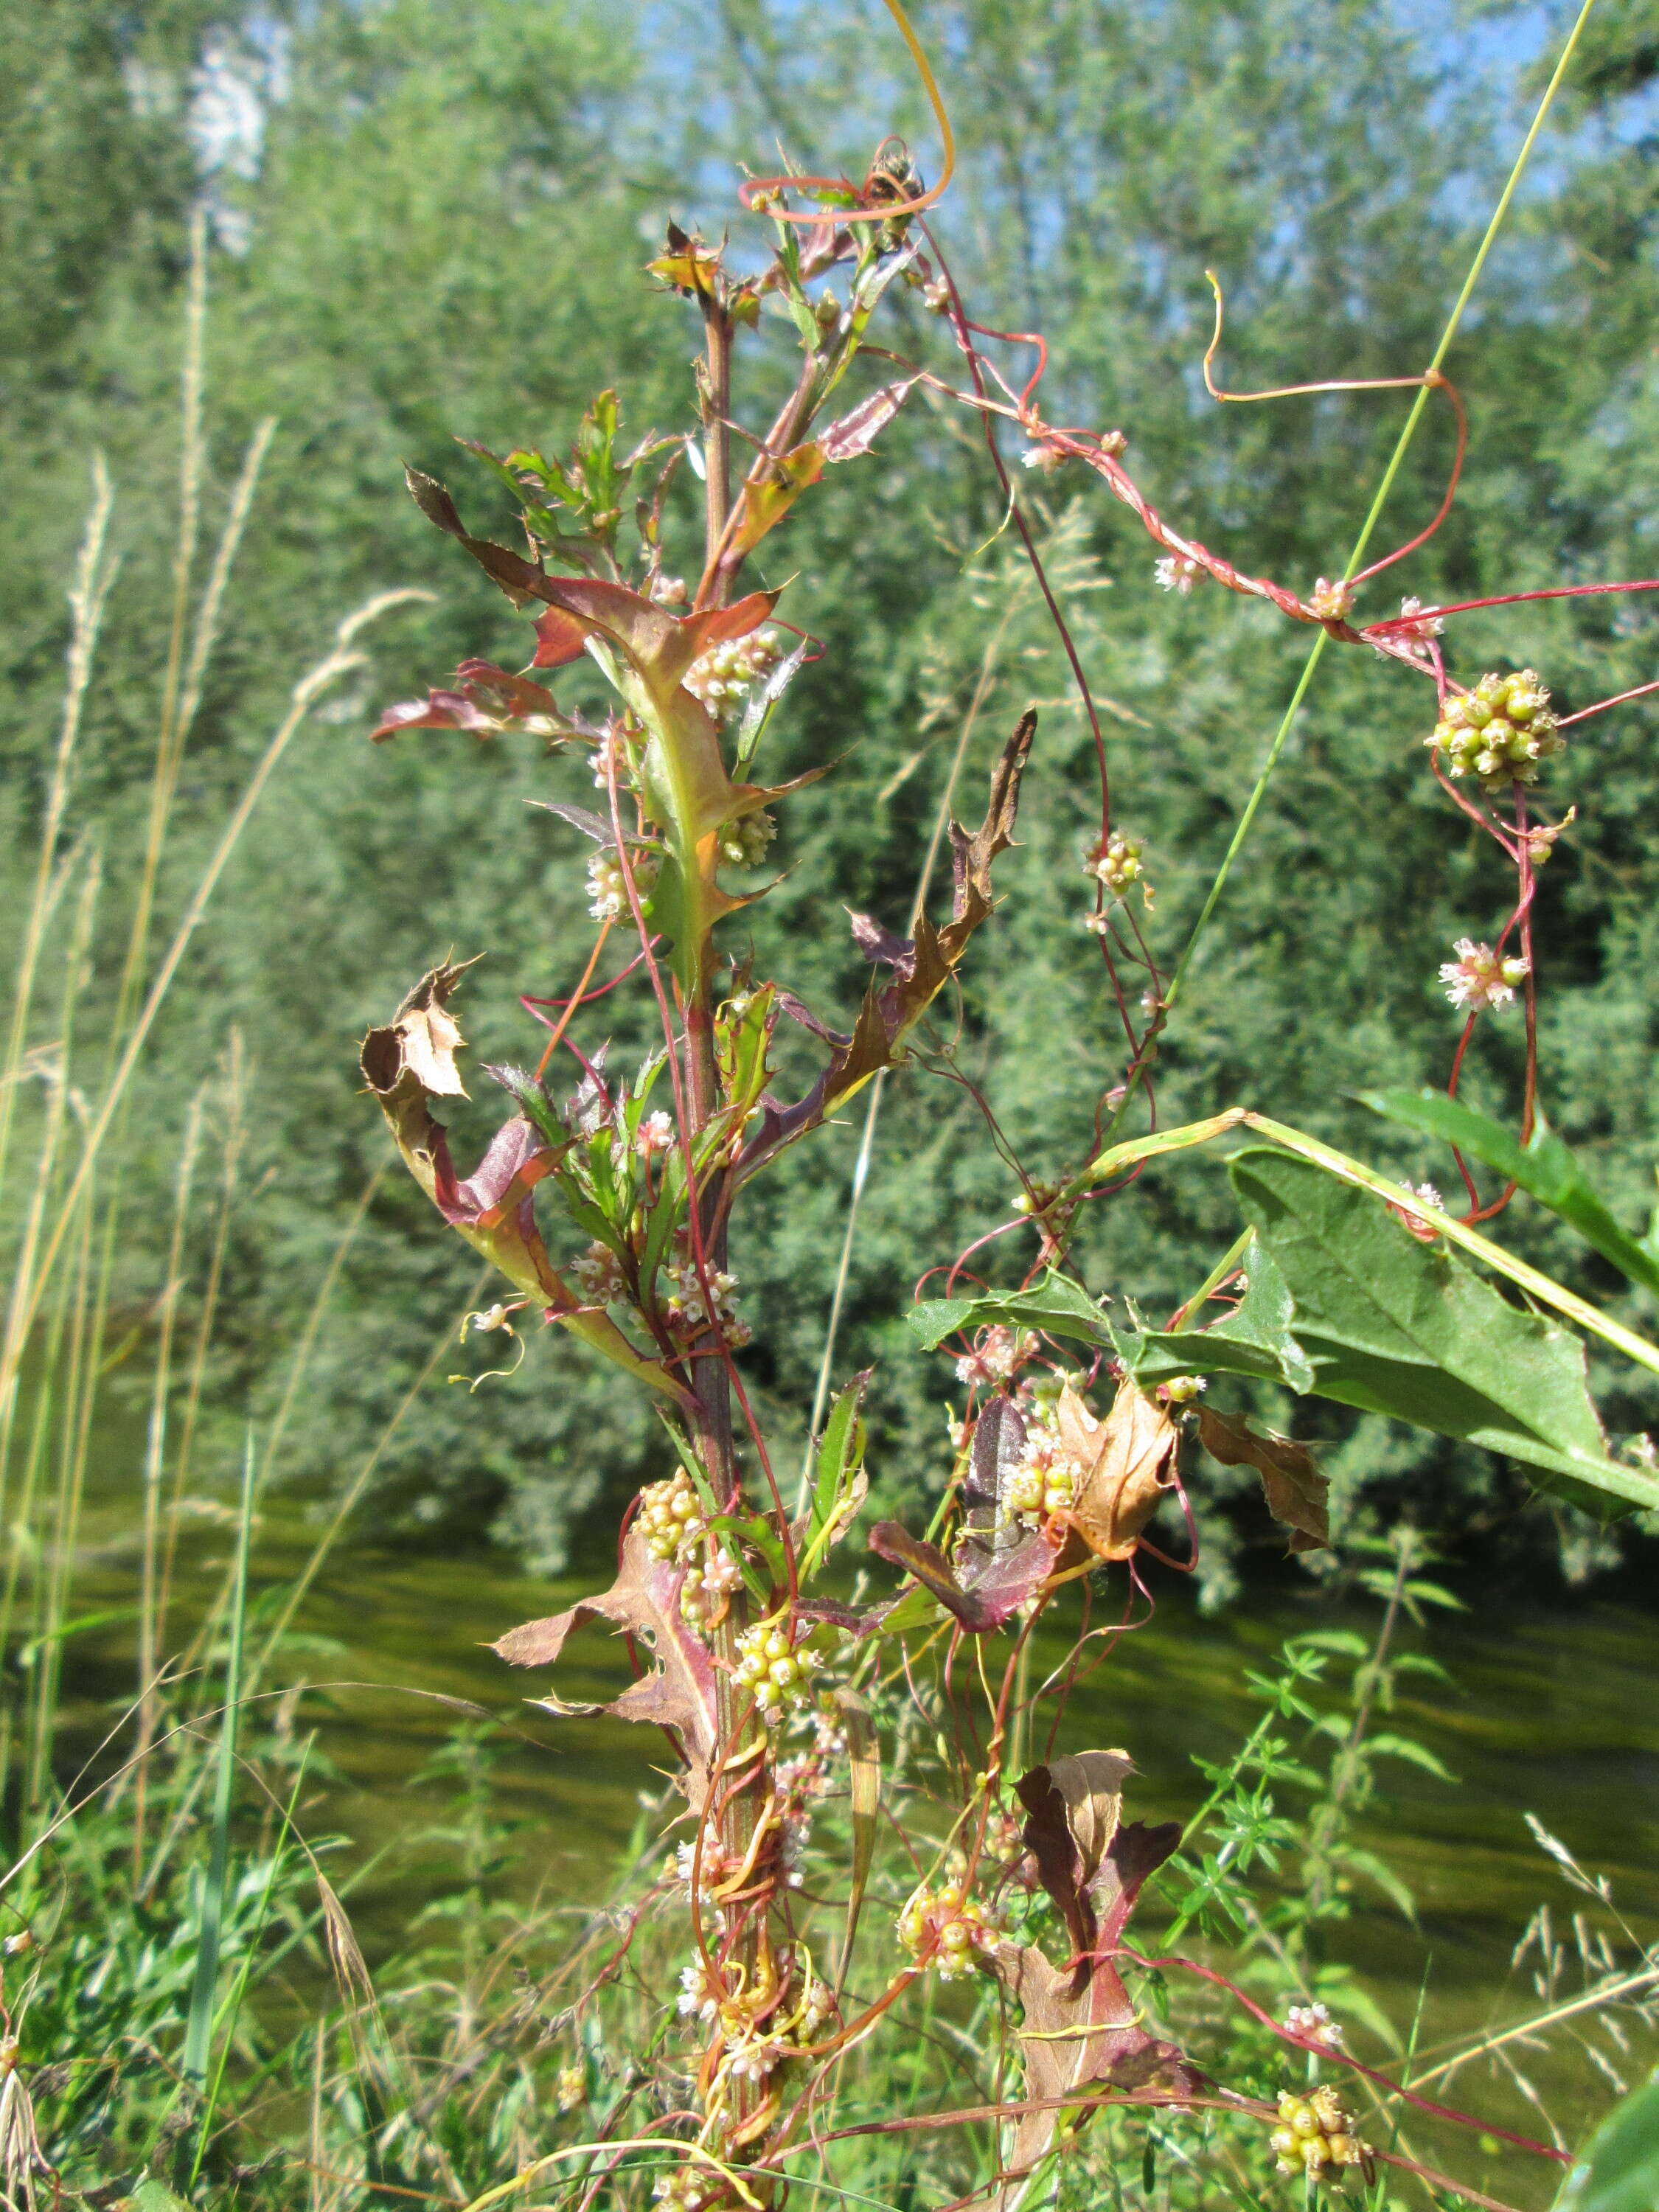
[1440, 938, 1528, 1015]
[733, 1619, 827, 1723]
[1003, 1411, 1083, 1526]
[685, 628, 783, 725]
[587, 846, 660, 921]
[897, 1879, 1003, 1980]
[1429, 669, 1563, 790]
[1269, 2086, 1368, 2180]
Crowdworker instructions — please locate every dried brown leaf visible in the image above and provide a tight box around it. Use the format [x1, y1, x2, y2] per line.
[1056, 1378, 1178, 1563]
[1197, 1405, 1330, 1552]
[985, 1806, 1194, 2206]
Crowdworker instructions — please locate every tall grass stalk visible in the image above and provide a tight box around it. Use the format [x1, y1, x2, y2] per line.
[181, 1431, 255, 2090]
[155, 1037, 248, 1663]
[3, 588, 430, 1392]
[133, 1090, 206, 1870]
[0, 465, 114, 1229]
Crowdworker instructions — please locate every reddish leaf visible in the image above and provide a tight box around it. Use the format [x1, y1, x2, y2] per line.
[818, 378, 917, 464]
[495, 1527, 720, 1806]
[456, 661, 560, 717]
[867, 1518, 1053, 1632]
[988, 1778, 1193, 2205]
[370, 691, 498, 745]
[1197, 1407, 1330, 1552]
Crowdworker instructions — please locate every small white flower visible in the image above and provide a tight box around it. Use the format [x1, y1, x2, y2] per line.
[1021, 442, 1066, 475]
[636, 1110, 675, 1158]
[1155, 553, 1203, 595]
[954, 1325, 1032, 1388]
[1309, 576, 1355, 622]
[1284, 2000, 1345, 2050]
[1439, 938, 1528, 1013]
[1397, 594, 1443, 640]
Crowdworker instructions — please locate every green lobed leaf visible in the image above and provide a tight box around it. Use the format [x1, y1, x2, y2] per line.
[1229, 1147, 1656, 1521]
[1556, 2072, 1659, 2212]
[1122, 1235, 1315, 1391]
[1360, 1088, 1659, 1298]
[904, 1268, 1112, 1352]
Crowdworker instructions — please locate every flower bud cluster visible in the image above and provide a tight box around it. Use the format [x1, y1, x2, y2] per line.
[651, 2171, 724, 2212]
[639, 1469, 707, 1564]
[554, 2062, 586, 2112]
[733, 1619, 827, 1723]
[664, 1234, 752, 1349]
[717, 808, 776, 870]
[684, 629, 782, 725]
[1270, 2087, 1368, 2179]
[1085, 831, 1148, 903]
[587, 846, 660, 922]
[678, 1547, 742, 1627]
[1161, 1374, 1206, 1407]
[1284, 2000, 1345, 2051]
[1429, 670, 1563, 790]
[1002, 1414, 1085, 1526]
[572, 1240, 627, 1306]
[590, 723, 637, 790]
[897, 1881, 1003, 1980]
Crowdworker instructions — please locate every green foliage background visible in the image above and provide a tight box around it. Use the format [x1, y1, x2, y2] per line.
[7, 0, 1659, 1588]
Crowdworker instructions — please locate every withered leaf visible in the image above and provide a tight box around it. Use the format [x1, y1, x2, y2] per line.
[1056, 1378, 1178, 1564]
[1014, 1749, 1133, 1963]
[964, 1395, 1028, 1545]
[370, 690, 498, 746]
[1197, 1406, 1330, 1552]
[494, 1526, 720, 1807]
[986, 1805, 1194, 2207]
[818, 378, 918, 464]
[363, 959, 479, 1102]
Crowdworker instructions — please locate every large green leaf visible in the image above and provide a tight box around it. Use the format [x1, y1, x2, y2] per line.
[1360, 1088, 1659, 1299]
[1556, 2073, 1659, 2212]
[1228, 1148, 1656, 1520]
[905, 1269, 1113, 1352]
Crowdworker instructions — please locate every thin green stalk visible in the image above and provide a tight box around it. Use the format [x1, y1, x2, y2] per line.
[24, 1176, 97, 1821]
[189, 1737, 311, 2186]
[181, 1429, 256, 2089]
[0, 849, 100, 1523]
[156, 1036, 248, 1660]
[1161, 0, 1599, 1019]
[133, 1089, 206, 1872]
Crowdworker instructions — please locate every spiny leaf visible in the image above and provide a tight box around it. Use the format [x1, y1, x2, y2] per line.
[1123, 1234, 1313, 1391]
[495, 1526, 720, 1809]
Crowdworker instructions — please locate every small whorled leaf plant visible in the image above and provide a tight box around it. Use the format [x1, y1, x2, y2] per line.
[362, 15, 1659, 2205]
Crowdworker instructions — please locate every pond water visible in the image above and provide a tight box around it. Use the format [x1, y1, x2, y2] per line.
[58, 1503, 1659, 2203]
